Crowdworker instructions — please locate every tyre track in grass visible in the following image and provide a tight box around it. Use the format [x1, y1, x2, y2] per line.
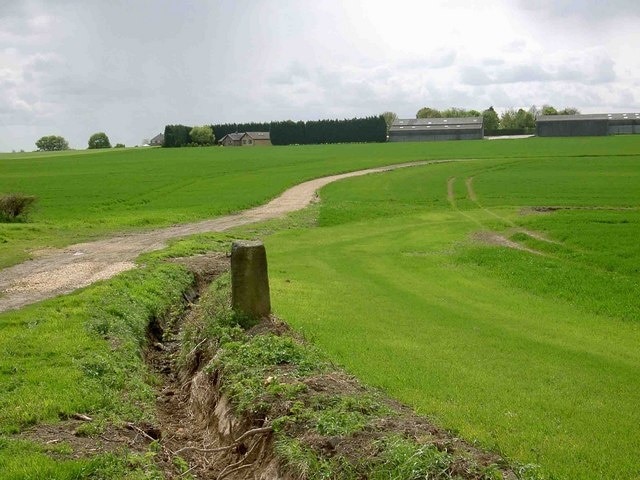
[465, 175, 561, 245]
[448, 175, 542, 255]
[0, 160, 459, 313]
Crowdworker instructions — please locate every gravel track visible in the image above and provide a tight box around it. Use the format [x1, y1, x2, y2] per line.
[0, 160, 446, 313]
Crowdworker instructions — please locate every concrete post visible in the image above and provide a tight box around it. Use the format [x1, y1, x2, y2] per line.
[230, 240, 271, 319]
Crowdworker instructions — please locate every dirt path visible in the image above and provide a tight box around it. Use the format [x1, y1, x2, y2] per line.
[0, 160, 451, 313]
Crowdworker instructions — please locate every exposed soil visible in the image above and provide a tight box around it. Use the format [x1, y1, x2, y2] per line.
[0, 160, 448, 314]
[521, 205, 638, 215]
[473, 231, 543, 255]
[17, 419, 155, 460]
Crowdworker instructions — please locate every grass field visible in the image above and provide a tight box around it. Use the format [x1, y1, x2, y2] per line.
[1, 137, 639, 478]
[0, 136, 638, 269]
[265, 149, 640, 479]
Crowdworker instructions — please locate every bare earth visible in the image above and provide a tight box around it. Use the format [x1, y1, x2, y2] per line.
[0, 161, 446, 313]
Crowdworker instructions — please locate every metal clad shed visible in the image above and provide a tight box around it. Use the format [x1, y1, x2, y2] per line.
[389, 117, 483, 142]
[537, 113, 640, 137]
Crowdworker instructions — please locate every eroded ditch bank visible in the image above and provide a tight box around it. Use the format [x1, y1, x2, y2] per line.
[139, 253, 522, 479]
[10, 251, 528, 479]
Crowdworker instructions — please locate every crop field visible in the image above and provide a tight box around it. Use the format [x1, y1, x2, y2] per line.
[0, 136, 636, 269]
[0, 136, 639, 478]
[266, 146, 640, 479]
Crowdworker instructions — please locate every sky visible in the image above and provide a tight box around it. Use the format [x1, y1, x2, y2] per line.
[1, 0, 639, 151]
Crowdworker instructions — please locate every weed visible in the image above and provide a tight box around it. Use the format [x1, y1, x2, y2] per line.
[0, 193, 37, 222]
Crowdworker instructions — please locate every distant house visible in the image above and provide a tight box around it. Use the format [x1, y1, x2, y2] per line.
[242, 132, 271, 146]
[536, 113, 640, 137]
[149, 133, 164, 146]
[219, 131, 272, 147]
[388, 117, 483, 142]
[219, 133, 244, 147]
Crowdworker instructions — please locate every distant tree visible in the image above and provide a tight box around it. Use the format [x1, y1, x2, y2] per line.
[416, 107, 442, 118]
[441, 107, 480, 118]
[114, 143, 125, 148]
[541, 105, 558, 116]
[500, 108, 536, 129]
[500, 109, 518, 129]
[163, 125, 192, 147]
[515, 108, 536, 129]
[88, 132, 111, 149]
[482, 107, 500, 131]
[35, 135, 69, 151]
[558, 107, 580, 115]
[381, 111, 398, 132]
[189, 125, 215, 146]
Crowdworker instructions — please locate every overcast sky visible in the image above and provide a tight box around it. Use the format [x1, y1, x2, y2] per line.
[1, 0, 639, 151]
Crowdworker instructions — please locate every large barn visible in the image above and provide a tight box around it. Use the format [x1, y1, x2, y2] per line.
[537, 113, 640, 137]
[388, 117, 484, 142]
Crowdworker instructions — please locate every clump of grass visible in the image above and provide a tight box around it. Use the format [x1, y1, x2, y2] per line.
[0, 193, 37, 222]
[275, 437, 358, 480]
[207, 319, 329, 414]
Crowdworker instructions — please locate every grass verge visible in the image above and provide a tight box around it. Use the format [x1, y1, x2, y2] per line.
[0, 262, 192, 478]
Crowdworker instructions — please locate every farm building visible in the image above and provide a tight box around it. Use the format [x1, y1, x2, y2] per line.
[219, 133, 244, 147]
[219, 132, 272, 147]
[388, 117, 484, 142]
[536, 113, 640, 137]
[149, 133, 164, 146]
[241, 132, 271, 146]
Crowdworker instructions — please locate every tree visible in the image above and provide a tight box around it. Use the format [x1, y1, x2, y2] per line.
[541, 105, 558, 116]
[381, 111, 398, 132]
[35, 135, 69, 151]
[482, 107, 500, 131]
[441, 107, 479, 118]
[499, 108, 536, 130]
[558, 107, 580, 115]
[416, 107, 442, 118]
[114, 143, 125, 148]
[500, 108, 518, 129]
[189, 125, 215, 146]
[163, 125, 192, 147]
[88, 132, 111, 149]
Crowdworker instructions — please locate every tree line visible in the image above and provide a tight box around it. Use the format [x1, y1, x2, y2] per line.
[407, 105, 580, 134]
[164, 116, 387, 147]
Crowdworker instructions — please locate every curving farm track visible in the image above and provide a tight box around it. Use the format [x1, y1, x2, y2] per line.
[0, 160, 453, 313]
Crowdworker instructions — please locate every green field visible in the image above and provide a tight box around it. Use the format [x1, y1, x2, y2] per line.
[266, 149, 640, 479]
[0, 137, 637, 269]
[1, 137, 640, 478]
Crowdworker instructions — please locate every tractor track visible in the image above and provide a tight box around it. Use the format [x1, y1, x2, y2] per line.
[0, 160, 457, 313]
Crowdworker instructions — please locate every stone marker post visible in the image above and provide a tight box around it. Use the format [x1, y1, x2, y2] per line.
[231, 240, 271, 318]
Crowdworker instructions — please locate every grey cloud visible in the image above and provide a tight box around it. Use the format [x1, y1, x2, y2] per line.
[516, 0, 640, 21]
[460, 66, 493, 85]
[461, 52, 616, 86]
[482, 58, 505, 67]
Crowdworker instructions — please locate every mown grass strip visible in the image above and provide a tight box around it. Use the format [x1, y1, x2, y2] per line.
[265, 154, 640, 479]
